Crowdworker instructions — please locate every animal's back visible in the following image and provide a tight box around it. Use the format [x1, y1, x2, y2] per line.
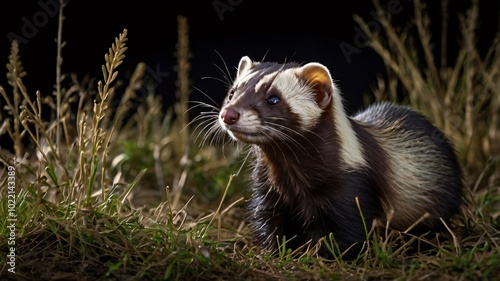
[353, 102, 463, 231]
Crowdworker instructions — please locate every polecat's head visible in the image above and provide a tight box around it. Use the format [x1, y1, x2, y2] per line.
[219, 56, 338, 144]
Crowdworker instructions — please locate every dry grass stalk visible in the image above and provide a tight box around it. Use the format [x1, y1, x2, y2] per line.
[3, 40, 26, 159]
[55, 0, 65, 156]
[172, 15, 192, 205]
[85, 29, 128, 205]
[175, 15, 191, 149]
[354, 0, 499, 180]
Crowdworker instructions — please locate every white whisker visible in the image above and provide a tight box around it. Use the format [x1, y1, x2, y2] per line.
[200, 76, 231, 88]
[214, 49, 234, 85]
[187, 101, 220, 113]
[192, 86, 222, 108]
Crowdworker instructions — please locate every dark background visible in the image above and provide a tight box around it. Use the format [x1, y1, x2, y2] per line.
[1, 0, 499, 117]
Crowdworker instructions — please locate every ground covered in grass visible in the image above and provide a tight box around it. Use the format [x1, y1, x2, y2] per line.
[1, 0, 499, 280]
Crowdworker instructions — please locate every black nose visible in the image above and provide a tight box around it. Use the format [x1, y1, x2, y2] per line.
[221, 108, 240, 125]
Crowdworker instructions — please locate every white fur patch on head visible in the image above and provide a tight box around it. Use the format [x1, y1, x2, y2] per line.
[272, 69, 324, 130]
[235, 70, 258, 89]
[254, 72, 276, 93]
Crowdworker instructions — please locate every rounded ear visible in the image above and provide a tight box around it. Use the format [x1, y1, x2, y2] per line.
[295, 63, 333, 109]
[237, 56, 254, 77]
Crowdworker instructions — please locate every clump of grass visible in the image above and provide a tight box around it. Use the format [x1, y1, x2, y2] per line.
[0, 16, 249, 280]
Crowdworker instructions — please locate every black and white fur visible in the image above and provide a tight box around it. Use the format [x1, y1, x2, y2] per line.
[213, 56, 463, 259]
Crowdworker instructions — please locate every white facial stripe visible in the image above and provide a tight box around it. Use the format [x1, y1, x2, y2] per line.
[227, 71, 257, 106]
[254, 73, 276, 93]
[236, 69, 258, 88]
[272, 70, 323, 130]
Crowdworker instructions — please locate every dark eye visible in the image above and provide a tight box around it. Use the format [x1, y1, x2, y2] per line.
[228, 89, 235, 100]
[266, 95, 280, 105]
